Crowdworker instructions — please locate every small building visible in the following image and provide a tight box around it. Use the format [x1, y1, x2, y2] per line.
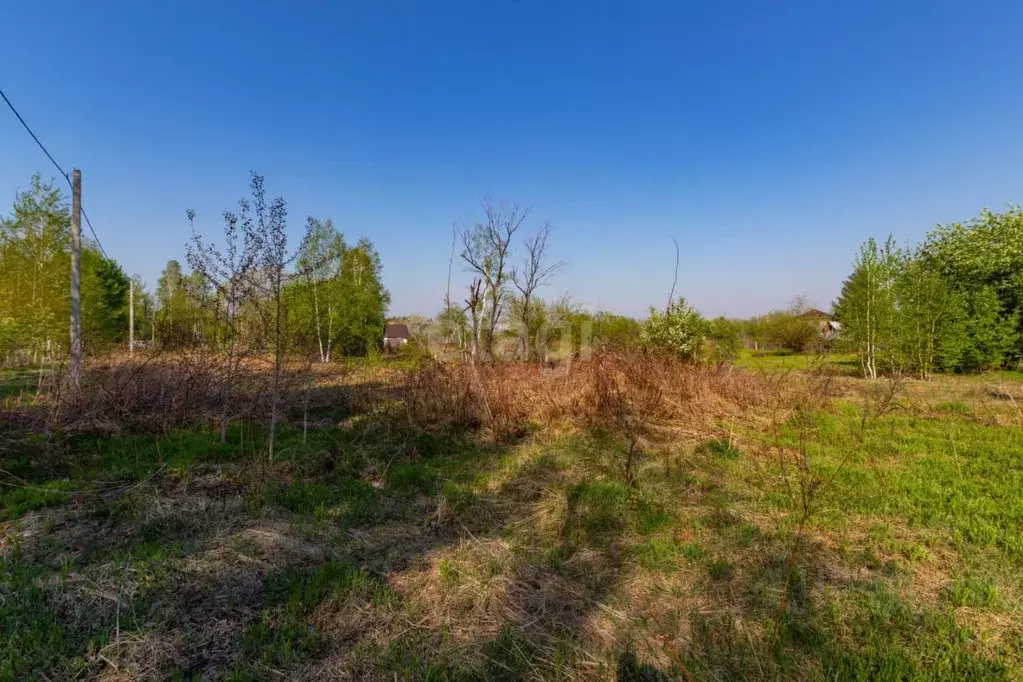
[383, 322, 410, 349]
[798, 310, 841, 340]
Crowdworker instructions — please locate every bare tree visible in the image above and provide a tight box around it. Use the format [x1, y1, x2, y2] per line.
[247, 174, 299, 460]
[460, 199, 525, 359]
[512, 223, 564, 360]
[185, 201, 262, 443]
[464, 278, 484, 362]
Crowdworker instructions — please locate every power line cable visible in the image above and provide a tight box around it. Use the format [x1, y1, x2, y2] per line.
[80, 206, 108, 259]
[0, 86, 69, 181]
[0, 86, 109, 258]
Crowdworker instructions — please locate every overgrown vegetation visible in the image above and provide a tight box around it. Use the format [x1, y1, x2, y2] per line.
[3, 172, 1023, 679]
[2, 350, 1022, 679]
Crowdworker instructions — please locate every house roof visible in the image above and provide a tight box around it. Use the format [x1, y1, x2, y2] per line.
[798, 309, 833, 320]
[384, 322, 410, 339]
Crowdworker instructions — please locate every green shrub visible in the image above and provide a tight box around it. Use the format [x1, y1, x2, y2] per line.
[642, 298, 707, 361]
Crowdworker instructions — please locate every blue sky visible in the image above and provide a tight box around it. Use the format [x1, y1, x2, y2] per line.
[3, 1, 1023, 318]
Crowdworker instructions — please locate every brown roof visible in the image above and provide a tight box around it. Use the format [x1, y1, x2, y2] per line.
[384, 322, 410, 339]
[798, 309, 833, 320]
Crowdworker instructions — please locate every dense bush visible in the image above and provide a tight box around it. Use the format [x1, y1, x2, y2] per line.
[706, 317, 743, 364]
[591, 312, 643, 351]
[642, 299, 706, 361]
[760, 313, 820, 353]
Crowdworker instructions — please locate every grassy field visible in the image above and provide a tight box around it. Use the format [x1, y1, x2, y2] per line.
[1, 357, 1022, 680]
[735, 349, 861, 374]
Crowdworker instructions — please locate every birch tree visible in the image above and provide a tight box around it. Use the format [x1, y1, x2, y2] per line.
[834, 237, 900, 379]
[296, 217, 345, 362]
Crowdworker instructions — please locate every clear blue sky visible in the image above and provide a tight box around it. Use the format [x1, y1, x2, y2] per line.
[3, 1, 1023, 318]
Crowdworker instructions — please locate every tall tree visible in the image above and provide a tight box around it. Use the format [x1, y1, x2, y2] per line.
[512, 223, 564, 360]
[960, 286, 1019, 372]
[0, 174, 130, 362]
[892, 255, 966, 378]
[336, 238, 390, 356]
[460, 200, 525, 359]
[155, 259, 202, 348]
[923, 206, 1023, 365]
[0, 175, 70, 362]
[250, 174, 291, 459]
[833, 236, 900, 379]
[296, 217, 345, 362]
[186, 200, 263, 442]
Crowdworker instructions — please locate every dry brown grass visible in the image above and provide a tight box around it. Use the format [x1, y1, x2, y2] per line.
[402, 352, 776, 443]
[5, 352, 1022, 679]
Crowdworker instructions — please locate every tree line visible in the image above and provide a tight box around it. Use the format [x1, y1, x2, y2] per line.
[835, 207, 1023, 378]
[4, 169, 1020, 379]
[0, 173, 389, 366]
[0, 175, 132, 364]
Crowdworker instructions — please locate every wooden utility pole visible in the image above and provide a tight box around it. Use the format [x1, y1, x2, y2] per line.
[129, 279, 135, 354]
[69, 169, 83, 385]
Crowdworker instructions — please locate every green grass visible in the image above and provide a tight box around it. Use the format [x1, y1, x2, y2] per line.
[0, 479, 77, 520]
[634, 537, 703, 572]
[240, 560, 381, 668]
[735, 349, 860, 373]
[0, 366, 40, 401]
[697, 438, 742, 460]
[0, 558, 95, 681]
[945, 576, 1003, 608]
[267, 478, 383, 524]
[3, 364, 1023, 679]
[565, 480, 671, 545]
[766, 401, 1023, 558]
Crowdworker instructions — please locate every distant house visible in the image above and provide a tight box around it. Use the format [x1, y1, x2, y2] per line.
[799, 310, 841, 340]
[383, 322, 410, 349]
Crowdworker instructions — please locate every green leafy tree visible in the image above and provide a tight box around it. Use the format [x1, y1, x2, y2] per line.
[834, 236, 900, 379]
[642, 298, 706, 361]
[892, 256, 966, 378]
[0, 175, 71, 361]
[294, 217, 346, 362]
[0, 174, 131, 362]
[336, 238, 390, 356]
[155, 259, 203, 348]
[706, 317, 743, 364]
[924, 207, 1023, 365]
[959, 286, 1019, 372]
[591, 311, 643, 352]
[81, 250, 130, 347]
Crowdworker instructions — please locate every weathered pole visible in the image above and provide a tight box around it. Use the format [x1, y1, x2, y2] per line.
[129, 279, 135, 354]
[69, 169, 82, 385]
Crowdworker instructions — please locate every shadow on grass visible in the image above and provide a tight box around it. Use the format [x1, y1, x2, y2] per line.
[0, 369, 1013, 680]
[0, 372, 642, 680]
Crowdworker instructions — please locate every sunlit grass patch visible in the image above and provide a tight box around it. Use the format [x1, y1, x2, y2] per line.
[633, 536, 703, 572]
[267, 478, 383, 525]
[945, 576, 1003, 609]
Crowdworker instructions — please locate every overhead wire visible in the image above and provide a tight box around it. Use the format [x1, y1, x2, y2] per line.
[0, 86, 110, 258]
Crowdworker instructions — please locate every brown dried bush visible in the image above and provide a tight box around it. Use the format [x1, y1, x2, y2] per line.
[47, 351, 275, 434]
[402, 351, 773, 442]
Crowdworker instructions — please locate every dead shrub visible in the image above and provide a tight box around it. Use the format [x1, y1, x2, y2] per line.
[46, 350, 275, 434]
[402, 352, 773, 443]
